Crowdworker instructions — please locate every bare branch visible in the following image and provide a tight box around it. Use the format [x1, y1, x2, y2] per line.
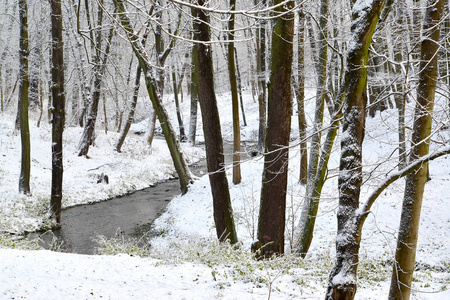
[357, 145, 450, 231]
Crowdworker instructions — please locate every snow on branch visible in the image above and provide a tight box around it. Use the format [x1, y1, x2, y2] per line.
[357, 145, 450, 230]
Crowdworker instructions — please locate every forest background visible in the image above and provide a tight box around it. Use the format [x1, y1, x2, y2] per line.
[1, 0, 450, 299]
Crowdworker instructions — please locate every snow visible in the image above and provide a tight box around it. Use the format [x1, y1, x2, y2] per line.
[1, 89, 450, 299]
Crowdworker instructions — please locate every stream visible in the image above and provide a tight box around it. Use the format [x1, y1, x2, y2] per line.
[31, 142, 256, 255]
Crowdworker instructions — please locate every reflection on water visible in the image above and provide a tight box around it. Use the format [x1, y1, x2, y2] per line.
[27, 142, 257, 255]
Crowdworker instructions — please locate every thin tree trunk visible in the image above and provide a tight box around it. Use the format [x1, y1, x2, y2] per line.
[176, 52, 190, 101]
[189, 43, 199, 146]
[50, 0, 65, 225]
[113, 0, 193, 194]
[29, 36, 41, 111]
[293, 0, 331, 257]
[234, 48, 247, 127]
[18, 0, 31, 195]
[255, 0, 266, 152]
[389, 1, 443, 298]
[78, 4, 115, 156]
[296, 6, 308, 185]
[102, 94, 108, 134]
[172, 67, 186, 142]
[294, 90, 345, 256]
[228, 0, 241, 185]
[114, 20, 152, 152]
[307, 0, 328, 189]
[191, 0, 238, 244]
[115, 64, 142, 152]
[253, 0, 295, 258]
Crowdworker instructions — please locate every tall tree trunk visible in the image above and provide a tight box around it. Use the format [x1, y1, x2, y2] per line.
[113, 0, 193, 195]
[326, 1, 386, 298]
[189, 44, 199, 146]
[191, 0, 238, 244]
[77, 3, 115, 157]
[294, 1, 330, 252]
[386, 4, 408, 170]
[296, 6, 308, 185]
[50, 0, 65, 225]
[307, 0, 328, 188]
[294, 85, 345, 257]
[294, 0, 335, 257]
[389, 1, 444, 298]
[18, 0, 31, 195]
[253, 0, 295, 258]
[255, 0, 267, 152]
[145, 0, 182, 147]
[228, 0, 241, 185]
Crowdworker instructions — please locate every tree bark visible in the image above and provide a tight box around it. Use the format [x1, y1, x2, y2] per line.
[191, 0, 238, 244]
[326, 1, 386, 298]
[234, 48, 247, 127]
[77, 3, 115, 157]
[228, 0, 241, 185]
[253, 0, 295, 258]
[255, 0, 267, 152]
[188, 43, 199, 146]
[172, 68, 186, 142]
[115, 64, 141, 152]
[113, 0, 193, 195]
[18, 0, 31, 195]
[50, 0, 65, 225]
[294, 0, 331, 255]
[307, 0, 328, 189]
[296, 6, 308, 185]
[389, 1, 444, 298]
[115, 19, 152, 153]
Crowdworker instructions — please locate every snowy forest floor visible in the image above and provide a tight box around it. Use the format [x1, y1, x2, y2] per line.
[1, 91, 450, 299]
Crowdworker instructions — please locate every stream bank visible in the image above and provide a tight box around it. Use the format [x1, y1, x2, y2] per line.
[32, 142, 257, 255]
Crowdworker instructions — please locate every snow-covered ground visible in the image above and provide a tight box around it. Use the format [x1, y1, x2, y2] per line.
[1, 90, 449, 299]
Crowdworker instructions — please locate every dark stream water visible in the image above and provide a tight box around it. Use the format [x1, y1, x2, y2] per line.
[31, 142, 256, 255]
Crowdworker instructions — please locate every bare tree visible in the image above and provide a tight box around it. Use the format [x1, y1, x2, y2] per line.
[294, 5, 308, 185]
[252, 0, 295, 258]
[325, 0, 386, 298]
[171, 66, 186, 142]
[191, 0, 238, 244]
[18, 0, 31, 195]
[114, 9, 153, 153]
[255, 0, 267, 152]
[113, 0, 193, 194]
[188, 43, 199, 146]
[77, 1, 115, 157]
[50, 0, 65, 225]
[389, 0, 444, 298]
[228, 0, 241, 185]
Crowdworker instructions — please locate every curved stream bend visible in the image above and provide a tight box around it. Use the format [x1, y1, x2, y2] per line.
[33, 142, 257, 255]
